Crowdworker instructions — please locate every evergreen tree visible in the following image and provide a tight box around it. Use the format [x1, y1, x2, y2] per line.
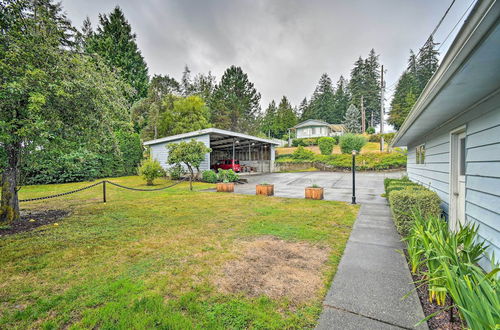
[332, 76, 350, 123]
[388, 42, 439, 130]
[209, 66, 261, 133]
[348, 50, 382, 127]
[180, 65, 195, 96]
[343, 104, 362, 133]
[297, 97, 308, 119]
[309, 73, 336, 122]
[275, 96, 298, 138]
[349, 57, 365, 111]
[84, 6, 149, 101]
[261, 101, 278, 137]
[388, 70, 418, 130]
[363, 49, 381, 126]
[192, 71, 216, 102]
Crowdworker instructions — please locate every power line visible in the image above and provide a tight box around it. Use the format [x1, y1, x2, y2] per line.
[437, 0, 476, 51]
[385, 0, 466, 93]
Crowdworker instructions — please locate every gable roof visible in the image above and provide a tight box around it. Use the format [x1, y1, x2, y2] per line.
[292, 119, 331, 129]
[143, 128, 280, 146]
[392, 0, 500, 146]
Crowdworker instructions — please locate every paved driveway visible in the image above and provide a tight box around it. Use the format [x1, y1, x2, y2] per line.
[236, 171, 406, 204]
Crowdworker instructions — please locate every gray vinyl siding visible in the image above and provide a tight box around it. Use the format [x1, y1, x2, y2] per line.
[406, 92, 500, 270]
[149, 134, 211, 171]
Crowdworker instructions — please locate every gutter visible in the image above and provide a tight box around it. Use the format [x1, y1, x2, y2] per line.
[392, 0, 497, 147]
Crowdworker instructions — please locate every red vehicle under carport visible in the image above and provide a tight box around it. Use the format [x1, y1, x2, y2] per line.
[212, 159, 241, 172]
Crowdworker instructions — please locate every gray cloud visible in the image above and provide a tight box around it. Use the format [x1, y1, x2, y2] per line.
[61, 0, 474, 108]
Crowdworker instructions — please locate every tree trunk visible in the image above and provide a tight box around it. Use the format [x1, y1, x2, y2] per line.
[187, 165, 193, 191]
[0, 143, 21, 224]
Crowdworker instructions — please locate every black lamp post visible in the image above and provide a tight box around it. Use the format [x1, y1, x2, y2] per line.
[352, 150, 357, 204]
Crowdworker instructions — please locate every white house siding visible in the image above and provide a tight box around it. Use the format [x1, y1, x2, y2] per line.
[406, 92, 500, 269]
[149, 134, 211, 171]
[297, 126, 329, 138]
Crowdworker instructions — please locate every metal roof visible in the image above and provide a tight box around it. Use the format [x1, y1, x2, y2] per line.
[143, 128, 280, 146]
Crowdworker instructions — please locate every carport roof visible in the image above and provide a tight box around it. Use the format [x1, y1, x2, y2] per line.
[143, 128, 280, 146]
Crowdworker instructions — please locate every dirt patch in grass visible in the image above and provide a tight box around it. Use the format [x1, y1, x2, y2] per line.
[215, 236, 330, 305]
[0, 209, 69, 236]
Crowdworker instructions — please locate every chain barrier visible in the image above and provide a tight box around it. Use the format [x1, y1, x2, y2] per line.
[104, 177, 187, 191]
[19, 177, 188, 203]
[19, 181, 104, 202]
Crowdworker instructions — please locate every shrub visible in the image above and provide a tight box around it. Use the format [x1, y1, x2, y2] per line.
[291, 137, 319, 147]
[168, 164, 185, 180]
[339, 134, 367, 154]
[366, 127, 375, 134]
[292, 146, 315, 160]
[318, 137, 335, 155]
[217, 169, 239, 182]
[369, 132, 396, 144]
[389, 187, 441, 236]
[202, 170, 217, 183]
[138, 159, 165, 185]
[115, 130, 143, 175]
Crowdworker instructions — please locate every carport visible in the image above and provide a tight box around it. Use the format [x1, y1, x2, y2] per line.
[144, 128, 279, 173]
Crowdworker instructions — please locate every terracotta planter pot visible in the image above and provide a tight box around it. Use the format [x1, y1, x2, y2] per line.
[217, 182, 234, 192]
[305, 187, 324, 200]
[256, 184, 274, 196]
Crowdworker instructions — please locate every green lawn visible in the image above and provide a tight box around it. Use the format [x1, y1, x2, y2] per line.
[0, 176, 358, 329]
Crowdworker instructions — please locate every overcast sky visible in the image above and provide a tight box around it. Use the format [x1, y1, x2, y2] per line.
[61, 0, 475, 109]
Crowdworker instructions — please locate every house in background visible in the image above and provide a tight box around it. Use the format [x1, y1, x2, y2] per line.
[392, 0, 500, 270]
[291, 119, 345, 138]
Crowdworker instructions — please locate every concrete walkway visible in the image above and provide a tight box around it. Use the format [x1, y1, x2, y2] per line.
[227, 171, 427, 328]
[316, 201, 427, 329]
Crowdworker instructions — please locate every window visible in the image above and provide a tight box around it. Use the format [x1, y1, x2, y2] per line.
[416, 144, 426, 164]
[459, 137, 466, 176]
[312, 127, 316, 135]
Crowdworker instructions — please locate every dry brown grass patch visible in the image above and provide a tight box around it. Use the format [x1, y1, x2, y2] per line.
[215, 236, 330, 304]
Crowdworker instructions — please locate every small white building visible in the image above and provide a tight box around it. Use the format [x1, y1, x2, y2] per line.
[143, 128, 280, 173]
[291, 119, 345, 138]
[392, 0, 500, 270]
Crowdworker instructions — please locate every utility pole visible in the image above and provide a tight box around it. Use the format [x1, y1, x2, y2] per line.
[380, 65, 385, 152]
[361, 95, 366, 133]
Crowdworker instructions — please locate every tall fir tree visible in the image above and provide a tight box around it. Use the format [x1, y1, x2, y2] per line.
[180, 65, 195, 97]
[209, 66, 261, 133]
[332, 76, 350, 123]
[362, 49, 381, 127]
[192, 71, 216, 103]
[416, 36, 439, 91]
[261, 101, 278, 137]
[297, 97, 308, 120]
[275, 96, 298, 138]
[309, 73, 336, 122]
[348, 57, 365, 112]
[348, 50, 382, 127]
[388, 41, 439, 130]
[343, 104, 362, 133]
[84, 6, 149, 101]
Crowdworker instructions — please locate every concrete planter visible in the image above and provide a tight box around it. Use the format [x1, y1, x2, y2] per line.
[217, 182, 234, 192]
[305, 187, 324, 200]
[256, 184, 274, 196]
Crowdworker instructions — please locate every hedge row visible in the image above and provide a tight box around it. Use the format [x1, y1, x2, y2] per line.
[385, 177, 442, 236]
[276, 148, 407, 170]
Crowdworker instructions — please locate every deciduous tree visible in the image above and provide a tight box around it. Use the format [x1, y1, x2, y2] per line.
[167, 139, 211, 190]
